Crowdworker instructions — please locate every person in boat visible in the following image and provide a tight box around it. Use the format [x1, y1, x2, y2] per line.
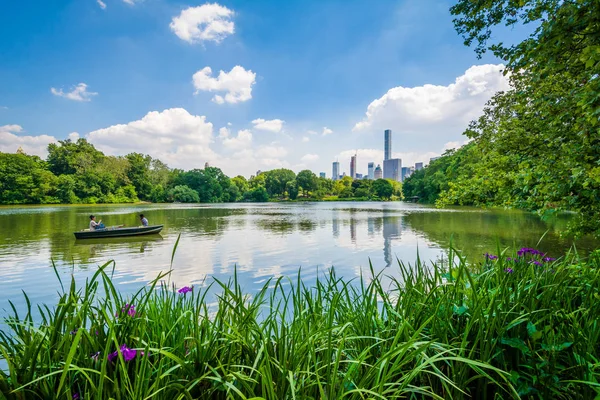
[89, 215, 105, 230]
[140, 214, 148, 227]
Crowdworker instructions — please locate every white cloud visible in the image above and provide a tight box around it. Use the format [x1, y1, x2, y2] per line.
[0, 124, 23, 134]
[0, 125, 56, 156]
[301, 136, 309, 143]
[252, 118, 284, 133]
[353, 64, 510, 137]
[218, 126, 230, 139]
[97, 0, 107, 9]
[193, 66, 256, 104]
[255, 145, 287, 159]
[170, 3, 234, 44]
[322, 127, 333, 136]
[87, 108, 216, 169]
[123, 0, 142, 5]
[68, 132, 80, 141]
[307, 130, 317, 135]
[301, 154, 319, 163]
[222, 129, 252, 150]
[51, 83, 97, 102]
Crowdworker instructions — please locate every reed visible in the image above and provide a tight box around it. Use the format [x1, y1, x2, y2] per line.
[1, 246, 599, 399]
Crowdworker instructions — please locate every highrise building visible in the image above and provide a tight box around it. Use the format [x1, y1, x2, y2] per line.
[368, 162, 375, 180]
[374, 164, 383, 179]
[319, 172, 326, 178]
[384, 159, 401, 181]
[350, 154, 357, 179]
[401, 167, 411, 182]
[356, 173, 363, 179]
[332, 162, 340, 181]
[415, 162, 423, 171]
[384, 130, 392, 161]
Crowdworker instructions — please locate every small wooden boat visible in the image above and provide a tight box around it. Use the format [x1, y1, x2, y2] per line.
[74, 225, 163, 239]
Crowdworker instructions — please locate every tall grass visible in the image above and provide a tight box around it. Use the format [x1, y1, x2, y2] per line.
[1, 246, 599, 399]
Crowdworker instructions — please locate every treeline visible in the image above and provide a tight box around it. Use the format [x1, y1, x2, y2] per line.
[403, 0, 600, 236]
[0, 139, 402, 205]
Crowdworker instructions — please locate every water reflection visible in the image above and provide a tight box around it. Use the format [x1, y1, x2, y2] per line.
[0, 203, 597, 311]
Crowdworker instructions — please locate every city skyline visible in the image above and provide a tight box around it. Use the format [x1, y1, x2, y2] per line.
[0, 0, 518, 178]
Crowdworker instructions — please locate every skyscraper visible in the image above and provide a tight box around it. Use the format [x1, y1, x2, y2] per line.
[415, 162, 423, 171]
[374, 164, 383, 179]
[332, 162, 340, 181]
[350, 154, 357, 179]
[384, 159, 401, 181]
[319, 172, 326, 178]
[401, 167, 411, 182]
[384, 129, 392, 161]
[368, 162, 374, 180]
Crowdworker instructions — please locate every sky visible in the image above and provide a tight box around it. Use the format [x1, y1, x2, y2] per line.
[0, 0, 525, 178]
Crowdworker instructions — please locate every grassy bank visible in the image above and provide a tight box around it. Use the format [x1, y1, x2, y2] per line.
[1, 248, 599, 399]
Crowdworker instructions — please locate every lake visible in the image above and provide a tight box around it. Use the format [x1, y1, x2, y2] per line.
[0, 202, 597, 311]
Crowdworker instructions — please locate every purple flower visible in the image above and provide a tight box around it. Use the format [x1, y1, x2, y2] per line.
[505, 268, 514, 274]
[117, 304, 136, 318]
[484, 253, 498, 260]
[506, 257, 513, 262]
[178, 286, 193, 294]
[108, 345, 137, 362]
[73, 393, 80, 400]
[517, 247, 544, 257]
[543, 257, 556, 262]
[529, 260, 543, 267]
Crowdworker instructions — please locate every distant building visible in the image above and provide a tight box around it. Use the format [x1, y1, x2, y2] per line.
[430, 156, 440, 163]
[350, 154, 357, 179]
[415, 162, 423, 171]
[356, 173, 363, 179]
[374, 164, 383, 179]
[401, 167, 411, 182]
[368, 162, 375, 180]
[384, 158, 401, 181]
[319, 172, 326, 178]
[205, 162, 210, 168]
[332, 162, 340, 180]
[384, 130, 392, 161]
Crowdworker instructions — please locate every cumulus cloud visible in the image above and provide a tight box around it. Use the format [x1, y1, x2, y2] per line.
[301, 154, 319, 163]
[222, 129, 252, 150]
[218, 126, 230, 139]
[353, 64, 510, 139]
[322, 127, 333, 136]
[301, 136, 309, 143]
[307, 130, 317, 135]
[256, 145, 288, 159]
[252, 118, 284, 133]
[193, 66, 256, 104]
[170, 3, 234, 44]
[0, 125, 56, 156]
[97, 0, 107, 9]
[87, 108, 216, 169]
[51, 83, 97, 102]
[68, 132, 80, 141]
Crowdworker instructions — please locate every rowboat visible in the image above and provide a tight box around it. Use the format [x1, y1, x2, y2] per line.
[73, 225, 163, 239]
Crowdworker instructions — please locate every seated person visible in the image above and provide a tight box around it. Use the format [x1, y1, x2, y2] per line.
[89, 215, 104, 230]
[140, 214, 148, 227]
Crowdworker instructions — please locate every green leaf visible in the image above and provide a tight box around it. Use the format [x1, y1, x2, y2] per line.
[501, 337, 530, 355]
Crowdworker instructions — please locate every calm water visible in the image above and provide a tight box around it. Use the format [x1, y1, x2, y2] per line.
[0, 202, 598, 311]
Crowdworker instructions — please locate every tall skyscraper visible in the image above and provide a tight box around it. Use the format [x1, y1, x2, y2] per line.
[319, 172, 326, 178]
[374, 164, 383, 179]
[401, 167, 410, 182]
[368, 162, 375, 179]
[350, 154, 357, 179]
[332, 162, 340, 181]
[384, 159, 401, 181]
[384, 129, 392, 161]
[415, 162, 423, 171]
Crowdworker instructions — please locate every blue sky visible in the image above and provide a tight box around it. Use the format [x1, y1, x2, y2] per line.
[0, 0, 526, 177]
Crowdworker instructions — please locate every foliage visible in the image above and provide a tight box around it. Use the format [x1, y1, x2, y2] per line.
[168, 185, 200, 203]
[372, 178, 393, 200]
[264, 168, 296, 197]
[0, 152, 58, 204]
[296, 169, 318, 197]
[243, 186, 269, 202]
[286, 179, 299, 200]
[447, 0, 600, 236]
[2, 248, 600, 399]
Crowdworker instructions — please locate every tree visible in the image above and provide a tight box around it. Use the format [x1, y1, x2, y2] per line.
[168, 185, 199, 203]
[264, 169, 296, 197]
[0, 152, 58, 204]
[286, 180, 299, 200]
[47, 138, 104, 176]
[296, 170, 318, 197]
[372, 179, 393, 200]
[244, 186, 269, 202]
[126, 153, 153, 200]
[231, 176, 249, 198]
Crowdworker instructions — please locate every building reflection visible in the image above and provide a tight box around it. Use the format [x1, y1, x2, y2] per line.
[382, 215, 403, 268]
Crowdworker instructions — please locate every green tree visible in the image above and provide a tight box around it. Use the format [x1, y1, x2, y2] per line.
[372, 179, 393, 200]
[47, 138, 104, 175]
[286, 180, 299, 200]
[264, 169, 296, 197]
[244, 186, 269, 202]
[168, 185, 200, 203]
[126, 153, 153, 200]
[296, 170, 318, 197]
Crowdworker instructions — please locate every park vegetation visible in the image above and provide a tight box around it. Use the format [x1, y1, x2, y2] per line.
[403, 0, 600, 237]
[0, 140, 401, 205]
[1, 246, 599, 399]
